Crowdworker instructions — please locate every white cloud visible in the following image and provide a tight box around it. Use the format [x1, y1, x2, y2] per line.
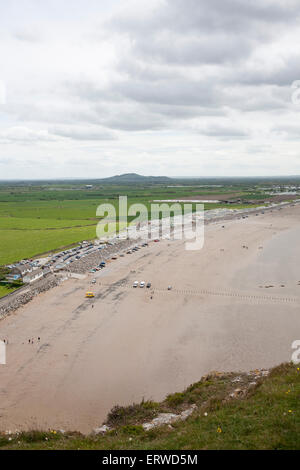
[0, 0, 300, 178]
[0, 126, 56, 144]
[49, 125, 117, 141]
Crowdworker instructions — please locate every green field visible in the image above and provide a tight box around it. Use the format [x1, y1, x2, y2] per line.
[0, 179, 294, 265]
[0, 202, 252, 265]
[0, 285, 19, 299]
[0, 225, 99, 265]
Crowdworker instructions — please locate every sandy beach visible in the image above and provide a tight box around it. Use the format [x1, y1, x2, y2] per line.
[1, 204, 300, 433]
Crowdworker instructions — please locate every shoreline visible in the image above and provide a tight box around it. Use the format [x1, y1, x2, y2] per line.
[0, 202, 300, 432]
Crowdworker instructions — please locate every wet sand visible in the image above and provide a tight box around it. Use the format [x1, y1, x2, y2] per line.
[1, 205, 300, 433]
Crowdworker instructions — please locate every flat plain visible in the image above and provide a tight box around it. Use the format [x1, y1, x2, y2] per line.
[0, 183, 257, 264]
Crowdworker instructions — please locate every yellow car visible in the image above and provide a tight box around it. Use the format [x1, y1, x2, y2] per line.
[85, 292, 95, 298]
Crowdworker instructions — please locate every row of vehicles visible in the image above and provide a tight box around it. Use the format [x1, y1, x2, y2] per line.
[86, 242, 152, 298]
[133, 281, 172, 290]
[126, 243, 149, 255]
[89, 261, 106, 273]
[89, 242, 150, 273]
[133, 281, 151, 288]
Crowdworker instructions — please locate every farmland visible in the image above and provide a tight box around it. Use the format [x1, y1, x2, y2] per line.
[0, 285, 19, 300]
[0, 177, 299, 265]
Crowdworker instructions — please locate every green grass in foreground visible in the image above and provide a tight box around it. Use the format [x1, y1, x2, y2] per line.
[1, 363, 299, 450]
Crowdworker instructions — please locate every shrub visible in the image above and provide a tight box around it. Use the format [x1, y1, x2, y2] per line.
[19, 430, 59, 443]
[165, 392, 185, 407]
[106, 401, 159, 426]
[119, 425, 144, 436]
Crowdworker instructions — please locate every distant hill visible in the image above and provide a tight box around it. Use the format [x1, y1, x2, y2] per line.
[99, 173, 172, 183]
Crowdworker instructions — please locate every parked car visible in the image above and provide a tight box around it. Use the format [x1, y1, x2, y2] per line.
[133, 281, 139, 288]
[85, 292, 94, 298]
[146, 282, 151, 288]
[140, 281, 145, 288]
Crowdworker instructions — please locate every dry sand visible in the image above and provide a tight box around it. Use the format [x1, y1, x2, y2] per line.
[1, 205, 300, 433]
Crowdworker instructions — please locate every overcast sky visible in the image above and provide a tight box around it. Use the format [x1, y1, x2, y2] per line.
[0, 0, 300, 179]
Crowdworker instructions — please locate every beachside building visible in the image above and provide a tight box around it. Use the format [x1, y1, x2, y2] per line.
[6, 264, 32, 281]
[42, 267, 51, 276]
[5, 273, 22, 282]
[53, 263, 66, 272]
[23, 269, 44, 284]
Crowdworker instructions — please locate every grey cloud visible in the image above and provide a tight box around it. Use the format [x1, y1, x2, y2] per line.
[115, 57, 184, 82]
[110, 0, 299, 65]
[214, 84, 292, 112]
[13, 30, 41, 43]
[49, 125, 117, 141]
[134, 32, 254, 66]
[198, 123, 249, 139]
[147, 104, 225, 119]
[0, 157, 10, 165]
[230, 55, 300, 87]
[114, 79, 218, 106]
[68, 76, 219, 108]
[5, 101, 103, 127]
[100, 110, 167, 132]
[272, 124, 300, 140]
[1, 0, 300, 180]
[112, 0, 299, 35]
[0, 127, 56, 144]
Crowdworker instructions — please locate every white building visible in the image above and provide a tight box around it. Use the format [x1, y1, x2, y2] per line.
[23, 270, 44, 284]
